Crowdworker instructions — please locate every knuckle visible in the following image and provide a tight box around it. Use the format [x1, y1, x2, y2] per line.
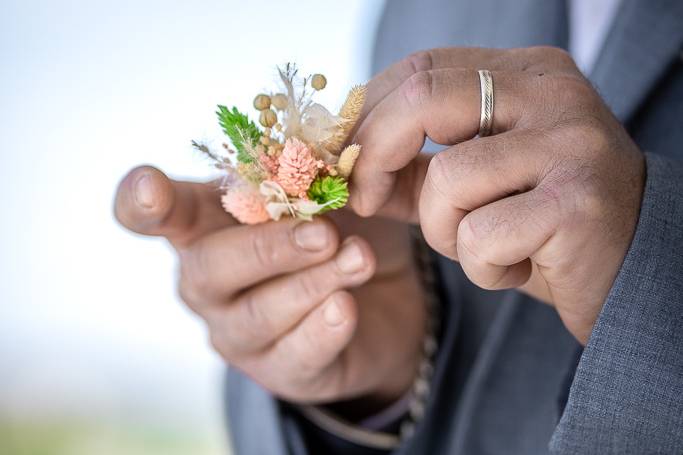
[548, 46, 572, 60]
[423, 228, 456, 261]
[294, 272, 324, 301]
[550, 47, 577, 68]
[400, 70, 434, 109]
[207, 325, 237, 361]
[559, 120, 611, 156]
[292, 329, 325, 382]
[523, 46, 554, 65]
[536, 178, 565, 211]
[241, 293, 275, 337]
[568, 166, 604, 218]
[208, 330, 229, 358]
[537, 74, 596, 117]
[457, 217, 476, 249]
[459, 140, 498, 170]
[504, 48, 536, 70]
[178, 251, 210, 300]
[425, 152, 452, 195]
[457, 216, 488, 262]
[542, 156, 602, 222]
[177, 276, 201, 309]
[251, 231, 280, 268]
[404, 50, 434, 74]
[559, 73, 593, 99]
[581, 121, 612, 153]
[530, 45, 569, 60]
[579, 185, 606, 221]
[521, 46, 577, 73]
[426, 149, 473, 201]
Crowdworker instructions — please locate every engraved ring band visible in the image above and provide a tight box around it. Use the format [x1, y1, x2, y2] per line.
[477, 69, 494, 137]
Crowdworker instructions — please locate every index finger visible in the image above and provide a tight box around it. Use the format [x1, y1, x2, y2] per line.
[359, 48, 510, 126]
[350, 68, 526, 216]
[178, 217, 340, 301]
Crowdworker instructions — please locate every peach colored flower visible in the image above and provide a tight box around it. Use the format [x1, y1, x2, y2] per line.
[275, 137, 324, 198]
[221, 187, 270, 224]
[259, 153, 280, 178]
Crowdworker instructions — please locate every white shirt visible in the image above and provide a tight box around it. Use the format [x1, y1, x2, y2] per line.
[569, 0, 624, 74]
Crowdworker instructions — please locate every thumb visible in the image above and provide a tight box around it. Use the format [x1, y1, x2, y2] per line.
[114, 165, 233, 249]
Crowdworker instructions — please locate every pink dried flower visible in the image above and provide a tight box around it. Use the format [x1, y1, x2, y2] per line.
[275, 137, 324, 198]
[221, 187, 270, 225]
[259, 153, 280, 178]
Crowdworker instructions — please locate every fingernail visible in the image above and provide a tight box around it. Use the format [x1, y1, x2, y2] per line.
[134, 174, 155, 208]
[294, 222, 329, 251]
[336, 240, 365, 274]
[323, 297, 345, 327]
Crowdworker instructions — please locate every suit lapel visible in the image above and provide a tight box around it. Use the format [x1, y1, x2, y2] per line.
[458, 0, 568, 49]
[590, 0, 683, 122]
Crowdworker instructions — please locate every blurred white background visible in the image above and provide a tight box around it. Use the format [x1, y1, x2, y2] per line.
[0, 1, 385, 453]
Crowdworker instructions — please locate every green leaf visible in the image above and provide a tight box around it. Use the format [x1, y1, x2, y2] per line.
[307, 176, 349, 213]
[216, 105, 262, 163]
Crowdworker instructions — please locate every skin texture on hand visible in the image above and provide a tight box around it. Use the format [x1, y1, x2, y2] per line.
[114, 166, 426, 411]
[349, 47, 645, 345]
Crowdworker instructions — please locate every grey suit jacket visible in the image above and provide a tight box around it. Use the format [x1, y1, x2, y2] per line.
[226, 0, 683, 453]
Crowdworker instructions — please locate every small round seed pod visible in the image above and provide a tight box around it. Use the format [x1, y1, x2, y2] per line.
[259, 109, 277, 127]
[260, 135, 270, 145]
[274, 122, 282, 132]
[271, 93, 288, 111]
[311, 74, 327, 90]
[253, 94, 271, 111]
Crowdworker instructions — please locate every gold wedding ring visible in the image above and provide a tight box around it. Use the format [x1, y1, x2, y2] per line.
[477, 69, 494, 137]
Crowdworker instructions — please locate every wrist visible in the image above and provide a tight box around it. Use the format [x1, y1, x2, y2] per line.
[323, 354, 421, 422]
[299, 228, 441, 447]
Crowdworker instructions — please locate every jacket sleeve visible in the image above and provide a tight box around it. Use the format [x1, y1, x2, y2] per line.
[550, 152, 683, 454]
[225, 368, 293, 455]
[224, 362, 405, 455]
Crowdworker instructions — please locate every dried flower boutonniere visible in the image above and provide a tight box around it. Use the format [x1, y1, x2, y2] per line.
[192, 64, 366, 224]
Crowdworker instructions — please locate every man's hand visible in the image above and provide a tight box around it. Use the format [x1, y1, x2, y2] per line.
[114, 166, 425, 410]
[350, 47, 645, 344]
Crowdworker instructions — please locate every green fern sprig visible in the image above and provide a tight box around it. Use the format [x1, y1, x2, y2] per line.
[216, 105, 261, 163]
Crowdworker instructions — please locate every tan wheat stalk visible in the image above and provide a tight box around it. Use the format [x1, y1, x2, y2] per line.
[326, 85, 367, 154]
